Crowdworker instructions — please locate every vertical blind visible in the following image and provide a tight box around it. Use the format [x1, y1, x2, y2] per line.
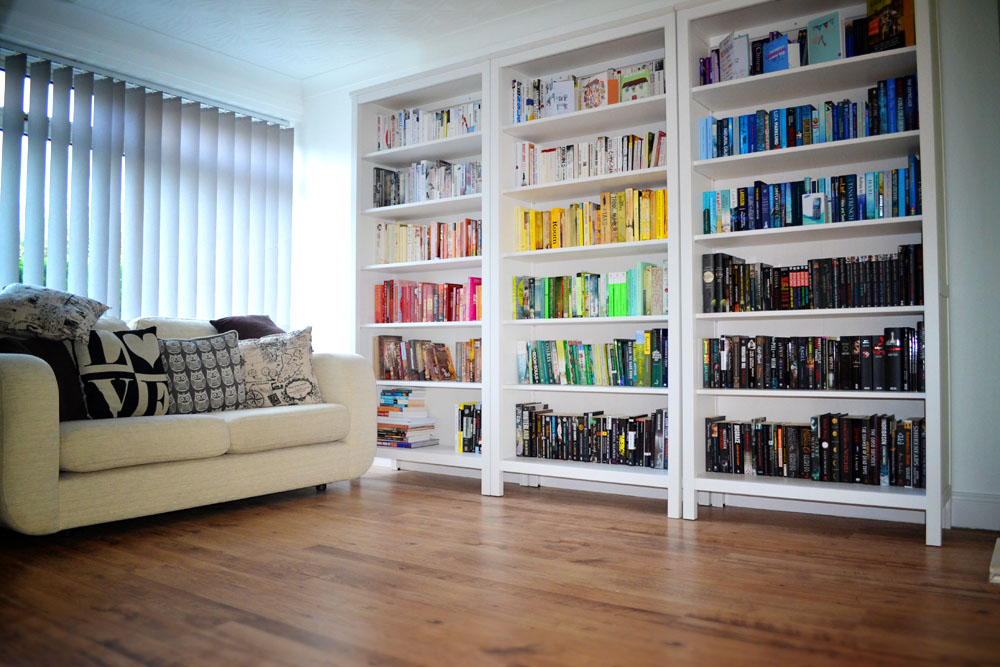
[0, 52, 294, 325]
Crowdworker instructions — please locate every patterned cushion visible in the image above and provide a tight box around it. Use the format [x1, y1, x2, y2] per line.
[158, 331, 246, 414]
[239, 327, 323, 408]
[0, 283, 109, 343]
[74, 327, 170, 419]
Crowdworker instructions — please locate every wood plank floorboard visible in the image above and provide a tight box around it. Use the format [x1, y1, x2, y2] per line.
[1, 467, 998, 666]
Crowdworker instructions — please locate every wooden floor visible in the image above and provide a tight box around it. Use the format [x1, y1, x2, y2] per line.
[1, 469, 998, 666]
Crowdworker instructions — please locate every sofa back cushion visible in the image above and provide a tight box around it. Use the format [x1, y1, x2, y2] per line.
[130, 317, 217, 339]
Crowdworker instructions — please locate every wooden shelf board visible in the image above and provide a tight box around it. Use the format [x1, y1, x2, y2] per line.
[695, 472, 926, 510]
[362, 194, 482, 220]
[503, 95, 667, 142]
[361, 257, 482, 273]
[505, 239, 668, 262]
[696, 306, 925, 320]
[693, 217, 923, 247]
[504, 166, 667, 202]
[502, 457, 669, 488]
[692, 131, 921, 180]
[691, 48, 918, 111]
[377, 444, 482, 469]
[502, 384, 669, 395]
[362, 132, 482, 166]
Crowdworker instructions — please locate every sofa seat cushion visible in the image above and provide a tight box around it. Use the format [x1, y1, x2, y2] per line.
[60, 414, 230, 472]
[220, 403, 350, 454]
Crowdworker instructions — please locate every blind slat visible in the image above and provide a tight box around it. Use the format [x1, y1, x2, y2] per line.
[89, 76, 113, 302]
[23, 60, 51, 286]
[277, 127, 294, 329]
[177, 101, 200, 318]
[141, 92, 163, 316]
[196, 107, 218, 319]
[247, 120, 267, 315]
[106, 80, 126, 317]
[46, 67, 72, 291]
[1, 54, 27, 285]
[264, 123, 280, 318]
[232, 116, 252, 316]
[215, 112, 236, 317]
[68, 72, 94, 295]
[122, 85, 145, 321]
[158, 96, 181, 317]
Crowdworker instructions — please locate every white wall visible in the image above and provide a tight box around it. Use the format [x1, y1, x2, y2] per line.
[937, 0, 1000, 530]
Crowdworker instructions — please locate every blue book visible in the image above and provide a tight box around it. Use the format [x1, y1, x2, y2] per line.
[898, 167, 907, 216]
[770, 110, 780, 149]
[851, 102, 857, 138]
[702, 191, 711, 232]
[878, 82, 888, 134]
[887, 78, 897, 133]
[762, 34, 789, 73]
[755, 111, 767, 151]
[779, 108, 788, 148]
[807, 12, 842, 64]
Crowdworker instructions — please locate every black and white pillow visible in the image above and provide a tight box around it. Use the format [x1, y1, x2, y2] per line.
[239, 327, 323, 408]
[158, 331, 246, 414]
[74, 327, 170, 418]
[0, 283, 109, 343]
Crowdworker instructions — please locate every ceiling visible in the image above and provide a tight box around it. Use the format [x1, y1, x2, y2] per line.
[54, 0, 661, 85]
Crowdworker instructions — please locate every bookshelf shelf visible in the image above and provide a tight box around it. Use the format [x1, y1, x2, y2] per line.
[362, 321, 482, 329]
[503, 315, 669, 326]
[691, 47, 918, 110]
[362, 193, 482, 221]
[692, 131, 922, 180]
[362, 131, 482, 167]
[377, 444, 483, 470]
[502, 94, 667, 143]
[503, 384, 669, 395]
[694, 472, 926, 510]
[361, 257, 482, 273]
[696, 389, 927, 400]
[694, 216, 923, 248]
[501, 457, 669, 488]
[678, 1, 945, 545]
[696, 305, 925, 320]
[503, 166, 667, 202]
[376, 380, 483, 389]
[505, 239, 668, 262]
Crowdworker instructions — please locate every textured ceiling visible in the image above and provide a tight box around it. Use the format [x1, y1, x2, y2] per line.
[60, 0, 612, 82]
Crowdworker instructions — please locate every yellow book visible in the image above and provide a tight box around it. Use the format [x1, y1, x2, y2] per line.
[542, 210, 551, 249]
[516, 207, 526, 251]
[600, 192, 611, 244]
[615, 192, 626, 243]
[655, 188, 666, 239]
[550, 208, 561, 249]
[624, 188, 634, 242]
[639, 189, 651, 241]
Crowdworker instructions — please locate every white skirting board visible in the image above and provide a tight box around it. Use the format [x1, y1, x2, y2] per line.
[950, 493, 1000, 531]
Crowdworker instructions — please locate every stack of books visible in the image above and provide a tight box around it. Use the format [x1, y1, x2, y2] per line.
[377, 388, 439, 448]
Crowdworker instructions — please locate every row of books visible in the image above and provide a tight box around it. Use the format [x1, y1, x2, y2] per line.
[515, 329, 668, 388]
[456, 402, 482, 454]
[702, 245, 923, 313]
[513, 131, 666, 188]
[374, 101, 481, 151]
[378, 388, 438, 448]
[702, 326, 925, 392]
[373, 219, 482, 265]
[698, 75, 917, 160]
[516, 403, 668, 468]
[510, 58, 664, 124]
[701, 158, 922, 233]
[374, 277, 483, 324]
[513, 262, 667, 320]
[698, 3, 913, 85]
[372, 160, 481, 208]
[515, 187, 667, 252]
[706, 412, 925, 488]
[373, 335, 481, 383]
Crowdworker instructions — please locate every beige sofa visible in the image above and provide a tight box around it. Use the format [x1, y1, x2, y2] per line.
[0, 317, 375, 535]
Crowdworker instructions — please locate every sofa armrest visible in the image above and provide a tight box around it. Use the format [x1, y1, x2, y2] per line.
[312, 352, 376, 478]
[0, 354, 60, 535]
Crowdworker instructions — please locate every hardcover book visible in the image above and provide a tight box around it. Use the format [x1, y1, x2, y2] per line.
[762, 35, 789, 74]
[808, 11, 842, 64]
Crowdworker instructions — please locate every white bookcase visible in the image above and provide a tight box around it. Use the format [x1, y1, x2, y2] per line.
[352, 63, 493, 491]
[676, 0, 949, 544]
[488, 15, 682, 516]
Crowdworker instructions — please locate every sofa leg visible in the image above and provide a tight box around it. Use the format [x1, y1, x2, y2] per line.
[315, 484, 327, 493]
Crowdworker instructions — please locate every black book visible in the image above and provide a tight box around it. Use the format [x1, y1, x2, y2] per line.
[851, 337, 862, 390]
[860, 335, 874, 390]
[751, 38, 767, 75]
[872, 334, 886, 390]
[819, 413, 832, 482]
[706, 416, 724, 472]
[884, 328, 904, 391]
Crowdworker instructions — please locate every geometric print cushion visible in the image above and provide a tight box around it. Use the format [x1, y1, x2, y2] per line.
[238, 327, 323, 409]
[157, 331, 246, 414]
[73, 327, 170, 419]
